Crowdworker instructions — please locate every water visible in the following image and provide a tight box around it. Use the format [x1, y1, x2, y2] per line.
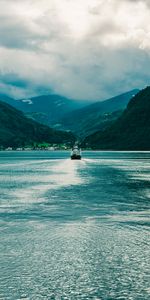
[0, 151, 150, 300]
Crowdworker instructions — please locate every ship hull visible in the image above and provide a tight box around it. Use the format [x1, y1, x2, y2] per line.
[71, 154, 81, 160]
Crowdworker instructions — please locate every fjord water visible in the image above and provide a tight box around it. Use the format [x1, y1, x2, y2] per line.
[0, 151, 150, 300]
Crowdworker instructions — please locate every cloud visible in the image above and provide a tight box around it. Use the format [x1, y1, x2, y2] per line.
[0, 0, 150, 100]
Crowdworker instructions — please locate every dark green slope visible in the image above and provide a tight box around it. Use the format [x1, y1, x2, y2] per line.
[83, 87, 150, 150]
[0, 100, 75, 148]
[59, 89, 139, 137]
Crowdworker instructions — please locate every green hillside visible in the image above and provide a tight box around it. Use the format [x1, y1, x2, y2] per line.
[0, 100, 75, 148]
[83, 87, 150, 150]
[59, 89, 139, 137]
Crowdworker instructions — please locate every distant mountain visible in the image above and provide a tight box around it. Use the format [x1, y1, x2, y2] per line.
[58, 89, 139, 137]
[0, 100, 75, 148]
[83, 87, 150, 150]
[1, 94, 91, 126]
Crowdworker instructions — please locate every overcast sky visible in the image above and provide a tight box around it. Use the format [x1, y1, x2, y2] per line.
[0, 0, 150, 100]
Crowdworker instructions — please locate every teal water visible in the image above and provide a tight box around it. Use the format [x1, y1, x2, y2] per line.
[0, 151, 150, 300]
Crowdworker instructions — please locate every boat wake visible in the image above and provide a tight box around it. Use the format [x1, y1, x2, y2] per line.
[0, 159, 87, 211]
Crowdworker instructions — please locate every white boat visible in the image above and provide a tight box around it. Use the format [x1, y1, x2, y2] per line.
[71, 144, 81, 160]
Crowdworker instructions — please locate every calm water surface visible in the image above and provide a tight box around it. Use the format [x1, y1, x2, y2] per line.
[0, 151, 150, 300]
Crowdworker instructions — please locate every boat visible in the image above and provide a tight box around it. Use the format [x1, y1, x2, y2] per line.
[71, 144, 81, 160]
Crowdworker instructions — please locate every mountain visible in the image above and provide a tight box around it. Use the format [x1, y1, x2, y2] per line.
[58, 89, 139, 137]
[83, 87, 150, 150]
[0, 94, 18, 107]
[0, 100, 75, 148]
[1, 94, 91, 126]
[1, 90, 139, 138]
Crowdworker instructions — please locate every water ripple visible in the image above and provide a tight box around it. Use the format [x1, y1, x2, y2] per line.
[0, 151, 150, 299]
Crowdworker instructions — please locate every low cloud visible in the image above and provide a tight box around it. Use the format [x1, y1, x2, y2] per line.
[0, 0, 150, 100]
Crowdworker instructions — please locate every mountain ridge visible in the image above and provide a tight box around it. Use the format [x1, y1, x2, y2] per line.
[0, 100, 75, 148]
[1, 93, 91, 126]
[83, 87, 150, 150]
[58, 89, 139, 137]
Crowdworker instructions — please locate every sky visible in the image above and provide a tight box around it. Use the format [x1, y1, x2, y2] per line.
[0, 0, 150, 100]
